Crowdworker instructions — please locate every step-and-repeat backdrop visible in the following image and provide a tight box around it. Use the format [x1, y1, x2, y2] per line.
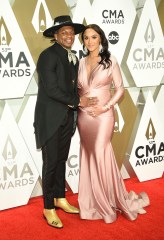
[0, 0, 164, 210]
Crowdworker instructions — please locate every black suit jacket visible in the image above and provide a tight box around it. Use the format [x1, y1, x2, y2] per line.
[34, 42, 79, 149]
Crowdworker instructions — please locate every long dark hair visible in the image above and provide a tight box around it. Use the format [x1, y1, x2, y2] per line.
[81, 24, 112, 69]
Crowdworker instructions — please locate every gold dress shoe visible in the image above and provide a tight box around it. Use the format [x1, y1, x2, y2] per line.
[43, 209, 63, 228]
[54, 198, 79, 214]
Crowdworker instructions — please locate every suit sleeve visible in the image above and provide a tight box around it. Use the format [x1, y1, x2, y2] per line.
[37, 50, 79, 107]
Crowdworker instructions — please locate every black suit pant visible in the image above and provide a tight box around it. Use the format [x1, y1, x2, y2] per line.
[42, 109, 74, 209]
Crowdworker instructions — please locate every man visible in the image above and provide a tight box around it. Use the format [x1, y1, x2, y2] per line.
[34, 15, 97, 229]
[33, 15, 87, 229]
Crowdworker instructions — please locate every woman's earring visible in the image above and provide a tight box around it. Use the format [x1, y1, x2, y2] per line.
[99, 44, 103, 53]
[83, 46, 88, 54]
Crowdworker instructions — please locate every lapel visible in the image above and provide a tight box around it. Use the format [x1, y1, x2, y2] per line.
[53, 42, 69, 69]
[53, 42, 78, 74]
[52, 42, 79, 92]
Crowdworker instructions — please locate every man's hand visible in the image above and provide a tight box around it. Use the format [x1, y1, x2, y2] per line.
[79, 96, 98, 108]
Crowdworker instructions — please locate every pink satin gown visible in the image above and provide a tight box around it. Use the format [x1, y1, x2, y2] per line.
[77, 56, 150, 223]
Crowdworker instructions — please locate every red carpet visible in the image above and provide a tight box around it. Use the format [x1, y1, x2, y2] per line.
[0, 177, 164, 240]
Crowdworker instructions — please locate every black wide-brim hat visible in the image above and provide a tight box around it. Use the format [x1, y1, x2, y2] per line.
[43, 15, 85, 37]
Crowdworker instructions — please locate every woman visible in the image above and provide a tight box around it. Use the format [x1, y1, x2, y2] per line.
[77, 24, 150, 223]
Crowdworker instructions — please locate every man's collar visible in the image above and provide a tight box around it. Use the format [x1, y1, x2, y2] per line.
[56, 42, 77, 65]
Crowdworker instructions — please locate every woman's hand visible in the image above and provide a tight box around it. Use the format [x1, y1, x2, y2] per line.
[88, 105, 108, 117]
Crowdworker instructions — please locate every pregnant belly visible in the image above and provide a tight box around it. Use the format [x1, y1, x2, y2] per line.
[85, 88, 111, 106]
[79, 88, 113, 116]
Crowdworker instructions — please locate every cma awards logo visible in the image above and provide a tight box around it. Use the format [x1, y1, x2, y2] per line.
[135, 119, 164, 167]
[132, 20, 164, 70]
[144, 20, 155, 47]
[2, 136, 17, 166]
[0, 136, 35, 190]
[0, 17, 11, 46]
[32, 0, 53, 34]
[102, 10, 124, 24]
[0, 17, 31, 78]
[67, 155, 79, 177]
